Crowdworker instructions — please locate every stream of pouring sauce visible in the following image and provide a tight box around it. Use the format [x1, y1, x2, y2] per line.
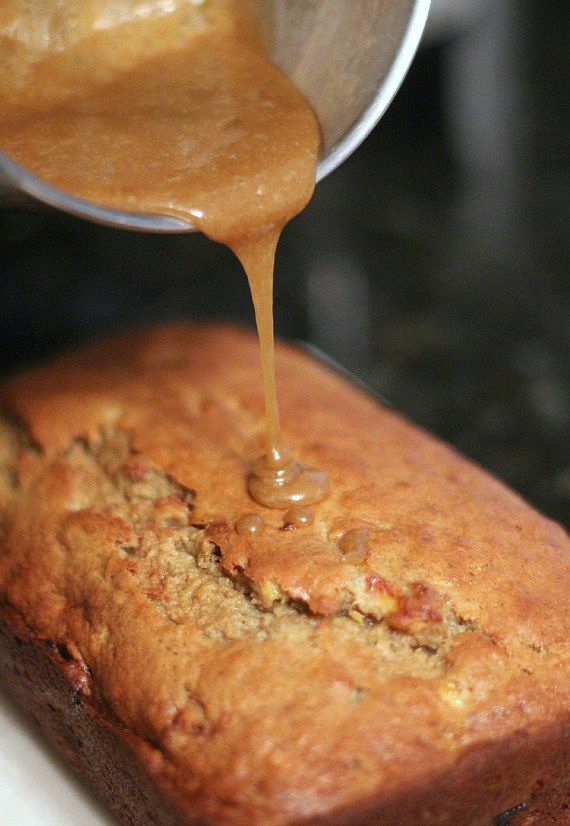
[0, 0, 330, 509]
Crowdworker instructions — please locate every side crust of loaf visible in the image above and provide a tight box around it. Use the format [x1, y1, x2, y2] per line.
[505, 782, 570, 824]
[0, 324, 568, 825]
[0, 605, 189, 825]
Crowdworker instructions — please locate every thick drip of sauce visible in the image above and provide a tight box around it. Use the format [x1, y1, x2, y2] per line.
[236, 233, 330, 508]
[233, 229, 284, 464]
[282, 507, 314, 529]
[339, 529, 370, 563]
[0, 0, 330, 509]
[249, 448, 330, 510]
[235, 513, 265, 536]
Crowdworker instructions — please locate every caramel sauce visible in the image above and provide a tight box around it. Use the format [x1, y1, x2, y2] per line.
[249, 449, 329, 509]
[235, 513, 265, 536]
[0, 0, 330, 509]
[339, 529, 370, 563]
[282, 507, 314, 529]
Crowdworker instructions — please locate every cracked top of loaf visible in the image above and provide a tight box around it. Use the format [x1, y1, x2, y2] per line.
[0, 323, 568, 825]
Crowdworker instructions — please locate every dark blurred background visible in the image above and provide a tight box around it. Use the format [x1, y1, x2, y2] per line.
[0, 1, 568, 525]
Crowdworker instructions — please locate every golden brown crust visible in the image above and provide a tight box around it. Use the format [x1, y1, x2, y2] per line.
[0, 323, 568, 825]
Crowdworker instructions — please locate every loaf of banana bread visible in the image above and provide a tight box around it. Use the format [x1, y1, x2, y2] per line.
[0, 324, 568, 825]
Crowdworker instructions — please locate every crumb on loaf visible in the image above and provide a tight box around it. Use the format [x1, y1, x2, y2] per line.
[0, 324, 568, 825]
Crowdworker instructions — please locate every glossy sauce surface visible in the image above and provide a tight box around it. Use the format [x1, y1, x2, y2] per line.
[0, 0, 330, 509]
[235, 513, 265, 536]
[282, 507, 314, 529]
[339, 529, 370, 563]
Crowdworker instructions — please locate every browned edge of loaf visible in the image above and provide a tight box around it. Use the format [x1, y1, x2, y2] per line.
[504, 782, 570, 824]
[0, 605, 189, 825]
[1, 601, 568, 826]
